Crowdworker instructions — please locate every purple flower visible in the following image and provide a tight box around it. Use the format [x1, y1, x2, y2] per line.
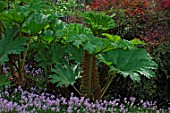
[119, 104, 125, 112]
[130, 97, 136, 103]
[67, 106, 73, 113]
[42, 105, 48, 110]
[142, 102, 147, 109]
[124, 97, 128, 103]
[51, 107, 55, 111]
[168, 107, 170, 111]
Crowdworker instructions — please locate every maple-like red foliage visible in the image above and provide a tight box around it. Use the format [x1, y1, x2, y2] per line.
[158, 0, 170, 9]
[88, 0, 170, 11]
[87, 0, 151, 16]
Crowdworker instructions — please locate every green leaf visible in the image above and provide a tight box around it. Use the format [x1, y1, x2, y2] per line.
[22, 13, 49, 35]
[0, 6, 33, 25]
[0, 1, 8, 12]
[59, 23, 92, 38]
[98, 49, 158, 82]
[130, 38, 146, 45]
[0, 75, 11, 91]
[65, 45, 83, 64]
[49, 63, 81, 87]
[83, 36, 114, 54]
[40, 30, 56, 43]
[81, 12, 115, 35]
[102, 33, 121, 42]
[34, 43, 66, 69]
[0, 27, 27, 64]
[114, 39, 136, 50]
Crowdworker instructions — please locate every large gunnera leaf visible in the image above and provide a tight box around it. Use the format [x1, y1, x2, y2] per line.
[34, 43, 66, 69]
[81, 12, 115, 35]
[22, 13, 49, 35]
[49, 64, 81, 87]
[0, 27, 27, 64]
[98, 49, 158, 82]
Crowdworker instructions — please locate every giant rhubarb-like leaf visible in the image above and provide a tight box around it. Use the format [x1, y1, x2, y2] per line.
[49, 63, 81, 87]
[0, 27, 27, 64]
[98, 49, 158, 82]
[81, 12, 115, 35]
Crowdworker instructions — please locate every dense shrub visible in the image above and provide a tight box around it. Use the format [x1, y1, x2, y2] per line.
[152, 43, 170, 101]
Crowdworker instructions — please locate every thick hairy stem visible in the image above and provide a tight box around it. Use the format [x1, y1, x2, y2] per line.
[81, 51, 101, 100]
[87, 55, 93, 98]
[100, 71, 117, 99]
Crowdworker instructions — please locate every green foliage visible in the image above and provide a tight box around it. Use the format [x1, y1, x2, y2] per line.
[107, 75, 159, 101]
[55, 0, 83, 17]
[102, 33, 121, 42]
[0, 0, 160, 101]
[81, 12, 115, 35]
[58, 23, 92, 38]
[22, 13, 49, 35]
[113, 39, 136, 50]
[152, 43, 170, 79]
[0, 75, 11, 91]
[34, 43, 66, 69]
[98, 49, 158, 82]
[102, 33, 143, 50]
[0, 4, 33, 25]
[49, 63, 81, 87]
[130, 38, 146, 46]
[39, 29, 56, 43]
[128, 77, 157, 100]
[65, 45, 83, 64]
[0, 1, 7, 12]
[0, 27, 27, 64]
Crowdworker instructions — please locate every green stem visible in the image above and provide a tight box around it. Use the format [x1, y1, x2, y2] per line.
[72, 85, 81, 96]
[21, 30, 30, 74]
[87, 55, 93, 98]
[100, 71, 117, 99]
[21, 42, 29, 73]
[0, 20, 5, 38]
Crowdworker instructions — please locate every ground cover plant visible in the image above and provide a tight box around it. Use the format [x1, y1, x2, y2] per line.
[0, 0, 169, 112]
[0, 86, 169, 113]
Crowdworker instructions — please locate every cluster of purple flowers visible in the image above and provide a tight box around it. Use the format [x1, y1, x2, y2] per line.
[24, 65, 44, 76]
[0, 86, 169, 113]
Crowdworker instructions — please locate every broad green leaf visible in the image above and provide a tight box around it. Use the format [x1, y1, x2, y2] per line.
[0, 6, 33, 25]
[0, 27, 27, 64]
[58, 23, 92, 38]
[34, 43, 66, 69]
[83, 36, 114, 54]
[98, 49, 158, 82]
[130, 38, 146, 45]
[0, 75, 11, 91]
[22, 13, 49, 35]
[65, 45, 83, 64]
[102, 33, 121, 42]
[81, 12, 115, 35]
[114, 39, 136, 50]
[49, 63, 81, 87]
[67, 34, 90, 47]
[40, 30, 56, 43]
[34, 49, 53, 69]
